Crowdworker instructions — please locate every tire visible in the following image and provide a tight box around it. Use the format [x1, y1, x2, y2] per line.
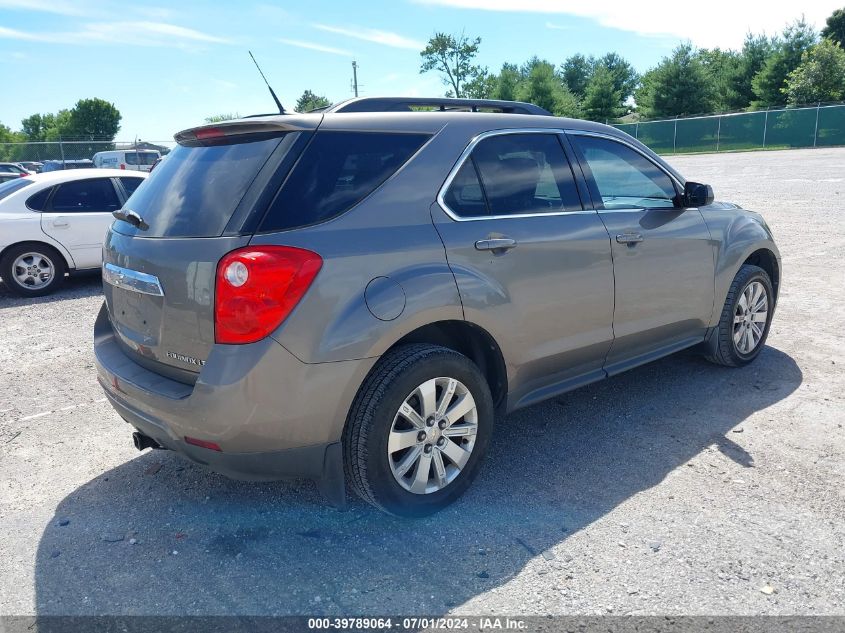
[343, 344, 494, 517]
[705, 264, 774, 367]
[0, 243, 67, 297]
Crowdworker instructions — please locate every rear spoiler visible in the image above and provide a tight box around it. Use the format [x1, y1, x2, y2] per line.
[174, 115, 321, 147]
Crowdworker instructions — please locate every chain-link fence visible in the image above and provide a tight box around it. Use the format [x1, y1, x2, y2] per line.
[613, 103, 845, 154]
[0, 139, 175, 165]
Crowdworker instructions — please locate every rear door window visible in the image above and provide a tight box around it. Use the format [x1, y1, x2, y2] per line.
[117, 137, 284, 237]
[260, 131, 430, 232]
[443, 133, 582, 218]
[49, 178, 121, 213]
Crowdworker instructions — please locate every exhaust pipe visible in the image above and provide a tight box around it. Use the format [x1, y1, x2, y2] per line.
[132, 431, 161, 451]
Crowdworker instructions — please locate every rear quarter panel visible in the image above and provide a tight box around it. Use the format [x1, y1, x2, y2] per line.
[251, 121, 480, 364]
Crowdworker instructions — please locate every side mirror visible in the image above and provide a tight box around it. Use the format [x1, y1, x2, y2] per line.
[683, 181, 714, 208]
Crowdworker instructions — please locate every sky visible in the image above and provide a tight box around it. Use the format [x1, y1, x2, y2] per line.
[0, 0, 841, 142]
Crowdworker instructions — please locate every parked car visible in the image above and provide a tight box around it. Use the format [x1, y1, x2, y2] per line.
[41, 159, 95, 172]
[93, 97, 780, 516]
[0, 162, 31, 176]
[17, 161, 43, 173]
[93, 149, 160, 172]
[0, 169, 147, 296]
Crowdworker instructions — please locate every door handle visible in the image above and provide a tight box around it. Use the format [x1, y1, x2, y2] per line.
[475, 238, 517, 251]
[52, 219, 70, 228]
[616, 233, 643, 244]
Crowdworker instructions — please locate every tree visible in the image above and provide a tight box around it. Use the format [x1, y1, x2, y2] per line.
[492, 63, 521, 101]
[752, 19, 817, 106]
[420, 32, 482, 98]
[204, 113, 240, 123]
[516, 60, 580, 118]
[635, 44, 714, 118]
[785, 39, 845, 104]
[295, 90, 331, 112]
[561, 53, 594, 96]
[730, 34, 776, 110]
[65, 98, 121, 139]
[582, 65, 623, 122]
[699, 48, 742, 111]
[595, 52, 639, 101]
[463, 69, 497, 99]
[822, 7, 845, 46]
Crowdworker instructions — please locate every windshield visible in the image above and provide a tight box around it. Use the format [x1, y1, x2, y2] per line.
[0, 177, 34, 201]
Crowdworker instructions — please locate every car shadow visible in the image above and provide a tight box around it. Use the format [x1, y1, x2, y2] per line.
[0, 273, 101, 308]
[33, 346, 801, 615]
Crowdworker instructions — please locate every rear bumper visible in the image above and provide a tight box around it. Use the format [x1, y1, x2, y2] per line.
[93, 302, 376, 482]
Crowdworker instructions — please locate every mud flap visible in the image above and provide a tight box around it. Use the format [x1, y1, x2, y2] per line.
[316, 442, 347, 510]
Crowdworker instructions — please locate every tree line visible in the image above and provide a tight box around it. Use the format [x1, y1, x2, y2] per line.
[421, 10, 845, 121]
[0, 98, 122, 162]
[292, 8, 845, 122]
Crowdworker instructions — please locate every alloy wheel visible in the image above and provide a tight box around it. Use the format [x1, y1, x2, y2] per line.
[12, 252, 55, 289]
[733, 280, 769, 355]
[387, 377, 479, 494]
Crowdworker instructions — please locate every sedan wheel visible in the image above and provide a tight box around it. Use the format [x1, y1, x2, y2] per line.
[12, 251, 56, 290]
[1, 244, 67, 297]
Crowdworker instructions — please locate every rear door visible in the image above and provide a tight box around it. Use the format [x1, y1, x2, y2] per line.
[568, 132, 715, 374]
[101, 127, 313, 383]
[40, 177, 123, 269]
[432, 130, 615, 407]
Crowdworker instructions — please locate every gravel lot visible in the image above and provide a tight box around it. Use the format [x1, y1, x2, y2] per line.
[0, 148, 843, 617]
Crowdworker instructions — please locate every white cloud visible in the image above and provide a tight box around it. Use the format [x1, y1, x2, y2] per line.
[0, 0, 91, 16]
[412, 0, 841, 49]
[313, 24, 424, 50]
[0, 21, 230, 46]
[278, 38, 352, 56]
[84, 21, 231, 44]
[545, 21, 573, 31]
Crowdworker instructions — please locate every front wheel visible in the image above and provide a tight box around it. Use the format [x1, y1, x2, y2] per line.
[343, 344, 494, 517]
[705, 264, 774, 367]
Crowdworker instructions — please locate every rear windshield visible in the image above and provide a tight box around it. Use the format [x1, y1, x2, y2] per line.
[117, 137, 283, 237]
[0, 177, 33, 201]
[125, 151, 159, 166]
[259, 131, 429, 232]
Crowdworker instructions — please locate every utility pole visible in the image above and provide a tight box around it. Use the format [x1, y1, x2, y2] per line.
[351, 60, 359, 97]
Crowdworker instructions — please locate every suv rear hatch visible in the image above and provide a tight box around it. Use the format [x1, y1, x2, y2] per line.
[102, 117, 318, 383]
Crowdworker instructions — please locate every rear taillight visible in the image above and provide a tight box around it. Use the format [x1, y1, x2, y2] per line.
[120, 163, 125, 170]
[214, 246, 322, 345]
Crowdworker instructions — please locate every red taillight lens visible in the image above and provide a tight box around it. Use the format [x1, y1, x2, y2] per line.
[214, 246, 322, 345]
[120, 163, 125, 170]
[196, 127, 224, 140]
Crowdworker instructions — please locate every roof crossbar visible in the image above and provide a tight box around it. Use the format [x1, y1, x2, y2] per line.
[326, 97, 552, 116]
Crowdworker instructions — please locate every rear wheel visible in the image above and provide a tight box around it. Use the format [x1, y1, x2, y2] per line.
[343, 344, 494, 517]
[705, 264, 774, 367]
[1, 243, 67, 297]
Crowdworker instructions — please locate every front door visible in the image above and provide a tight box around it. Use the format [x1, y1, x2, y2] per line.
[568, 133, 715, 375]
[40, 177, 122, 269]
[432, 131, 615, 408]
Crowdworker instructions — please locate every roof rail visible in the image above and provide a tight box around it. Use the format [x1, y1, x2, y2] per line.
[326, 97, 552, 116]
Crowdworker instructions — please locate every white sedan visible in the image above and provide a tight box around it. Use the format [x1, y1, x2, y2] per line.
[0, 169, 146, 297]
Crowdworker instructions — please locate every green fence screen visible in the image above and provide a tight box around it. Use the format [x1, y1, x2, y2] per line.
[612, 104, 845, 154]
